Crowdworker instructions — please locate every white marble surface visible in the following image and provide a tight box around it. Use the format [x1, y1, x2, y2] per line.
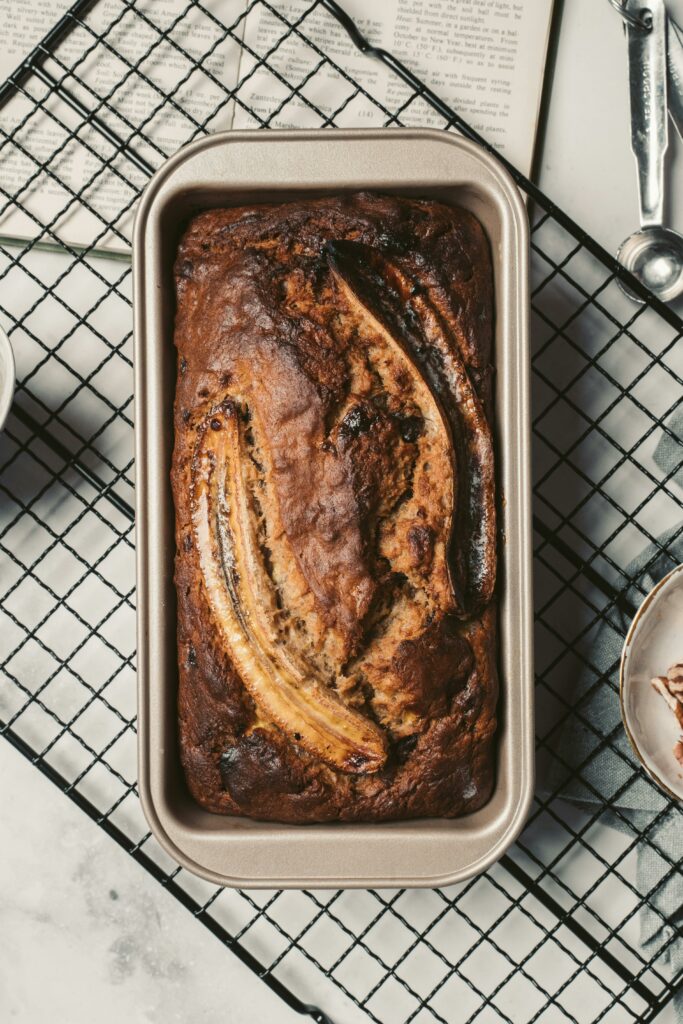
[2, 2, 683, 1023]
[0, 741, 303, 1024]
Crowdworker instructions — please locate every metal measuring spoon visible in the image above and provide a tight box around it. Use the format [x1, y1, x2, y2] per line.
[617, 0, 683, 303]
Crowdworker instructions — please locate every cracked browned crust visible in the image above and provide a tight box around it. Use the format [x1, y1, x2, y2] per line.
[172, 192, 497, 822]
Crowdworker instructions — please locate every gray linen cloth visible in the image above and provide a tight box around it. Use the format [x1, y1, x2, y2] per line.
[542, 408, 683, 1012]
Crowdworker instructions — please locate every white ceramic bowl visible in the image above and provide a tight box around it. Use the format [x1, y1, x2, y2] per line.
[620, 563, 683, 801]
[0, 327, 15, 431]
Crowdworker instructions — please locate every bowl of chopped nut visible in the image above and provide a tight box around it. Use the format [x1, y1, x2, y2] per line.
[620, 563, 683, 801]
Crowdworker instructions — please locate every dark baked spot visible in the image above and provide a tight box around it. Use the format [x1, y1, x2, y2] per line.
[397, 414, 424, 443]
[407, 524, 435, 572]
[179, 356, 187, 375]
[391, 617, 473, 720]
[183, 534, 192, 552]
[220, 747, 239, 772]
[335, 402, 414, 528]
[187, 646, 197, 667]
[219, 729, 307, 805]
[347, 752, 372, 771]
[182, 409, 190, 423]
[339, 403, 374, 439]
[394, 734, 418, 764]
[210, 418, 222, 431]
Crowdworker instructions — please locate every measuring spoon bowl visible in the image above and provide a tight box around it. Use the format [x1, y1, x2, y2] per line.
[617, 225, 683, 303]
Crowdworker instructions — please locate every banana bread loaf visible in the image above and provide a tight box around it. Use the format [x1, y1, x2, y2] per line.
[172, 192, 497, 822]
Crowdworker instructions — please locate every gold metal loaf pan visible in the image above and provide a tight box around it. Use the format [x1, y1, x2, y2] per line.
[133, 128, 534, 888]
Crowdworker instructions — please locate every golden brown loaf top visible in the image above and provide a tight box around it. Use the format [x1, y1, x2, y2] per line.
[172, 192, 497, 822]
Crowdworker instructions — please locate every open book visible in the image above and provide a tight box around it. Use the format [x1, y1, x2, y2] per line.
[0, 0, 554, 255]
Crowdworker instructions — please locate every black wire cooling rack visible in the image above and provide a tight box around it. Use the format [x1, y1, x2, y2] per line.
[0, 2, 682, 1022]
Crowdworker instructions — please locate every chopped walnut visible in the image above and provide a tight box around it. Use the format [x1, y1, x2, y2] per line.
[651, 662, 683, 766]
[667, 662, 683, 693]
[674, 739, 683, 769]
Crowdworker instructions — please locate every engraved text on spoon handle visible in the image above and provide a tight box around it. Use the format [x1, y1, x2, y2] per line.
[625, 0, 668, 227]
[667, 16, 683, 141]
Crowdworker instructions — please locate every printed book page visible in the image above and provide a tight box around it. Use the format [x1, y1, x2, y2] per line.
[0, 0, 246, 254]
[0, 0, 552, 253]
[233, 0, 555, 175]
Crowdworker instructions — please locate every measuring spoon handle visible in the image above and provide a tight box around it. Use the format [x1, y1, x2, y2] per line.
[625, 0, 668, 227]
[667, 16, 683, 140]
